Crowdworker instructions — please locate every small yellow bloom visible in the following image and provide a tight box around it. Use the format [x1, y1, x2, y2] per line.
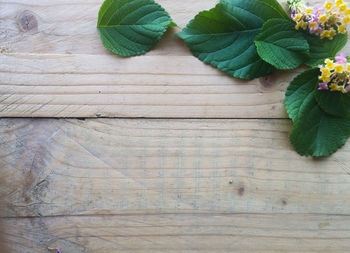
[320, 75, 331, 82]
[339, 86, 346, 93]
[321, 30, 330, 39]
[337, 0, 344, 7]
[322, 68, 332, 76]
[309, 22, 317, 29]
[344, 16, 350, 24]
[326, 59, 335, 70]
[319, 15, 327, 23]
[347, 64, 350, 71]
[325, 2, 333, 10]
[329, 29, 336, 38]
[301, 21, 308, 30]
[306, 8, 313, 14]
[339, 25, 347, 33]
[330, 83, 339, 90]
[293, 14, 302, 21]
[346, 9, 350, 15]
[340, 4, 347, 12]
[335, 64, 344, 73]
[295, 21, 307, 30]
[295, 21, 302, 30]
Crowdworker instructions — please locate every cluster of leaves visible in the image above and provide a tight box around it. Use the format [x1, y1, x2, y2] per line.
[97, 0, 350, 157]
[285, 68, 350, 156]
[177, 0, 347, 78]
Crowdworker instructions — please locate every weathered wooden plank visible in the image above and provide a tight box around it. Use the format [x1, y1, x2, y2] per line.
[0, 0, 220, 55]
[0, 53, 290, 118]
[1, 0, 350, 118]
[1, 0, 350, 56]
[2, 213, 350, 252]
[1, 118, 350, 218]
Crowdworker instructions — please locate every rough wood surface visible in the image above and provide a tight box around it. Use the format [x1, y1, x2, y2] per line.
[1, 119, 350, 252]
[2, 0, 350, 252]
[3, 214, 350, 253]
[0, 0, 214, 55]
[0, 53, 289, 118]
[1, 0, 349, 118]
[1, 0, 349, 56]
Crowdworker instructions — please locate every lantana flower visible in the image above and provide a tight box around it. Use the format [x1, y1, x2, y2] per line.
[318, 53, 350, 93]
[288, 0, 350, 39]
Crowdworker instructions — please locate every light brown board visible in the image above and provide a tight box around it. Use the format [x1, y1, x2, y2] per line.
[2, 214, 350, 253]
[1, 118, 350, 252]
[2, 0, 350, 252]
[2, 119, 350, 217]
[1, 0, 349, 118]
[0, 53, 291, 118]
[1, 0, 349, 56]
[0, 0, 216, 56]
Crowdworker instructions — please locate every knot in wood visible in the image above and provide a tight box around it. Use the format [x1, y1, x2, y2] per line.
[238, 185, 245, 196]
[259, 73, 277, 88]
[18, 10, 38, 32]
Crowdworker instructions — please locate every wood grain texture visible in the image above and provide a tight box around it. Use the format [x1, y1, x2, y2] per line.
[2, 118, 350, 218]
[2, 214, 350, 253]
[0, 53, 288, 118]
[1, 0, 349, 118]
[1, 118, 350, 252]
[2, 0, 350, 251]
[1, 0, 349, 56]
[0, 0, 214, 55]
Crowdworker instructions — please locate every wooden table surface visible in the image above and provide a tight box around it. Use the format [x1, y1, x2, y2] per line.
[1, 0, 350, 252]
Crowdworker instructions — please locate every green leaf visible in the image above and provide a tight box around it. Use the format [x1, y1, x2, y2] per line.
[285, 68, 320, 122]
[304, 32, 348, 67]
[177, 0, 289, 79]
[97, 0, 173, 56]
[255, 18, 310, 70]
[220, 0, 289, 22]
[315, 89, 350, 118]
[286, 69, 350, 156]
[290, 95, 350, 157]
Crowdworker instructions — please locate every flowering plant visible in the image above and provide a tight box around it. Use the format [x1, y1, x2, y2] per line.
[178, 0, 350, 157]
[318, 53, 350, 92]
[98, 0, 350, 157]
[290, 0, 349, 39]
[284, 1, 350, 157]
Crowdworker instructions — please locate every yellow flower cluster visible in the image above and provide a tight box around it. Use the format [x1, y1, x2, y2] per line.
[318, 54, 350, 93]
[291, 0, 350, 40]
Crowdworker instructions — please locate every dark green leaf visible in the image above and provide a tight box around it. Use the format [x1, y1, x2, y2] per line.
[285, 68, 319, 122]
[315, 89, 350, 118]
[290, 95, 350, 157]
[304, 33, 348, 67]
[97, 0, 173, 56]
[177, 0, 289, 79]
[255, 18, 310, 70]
